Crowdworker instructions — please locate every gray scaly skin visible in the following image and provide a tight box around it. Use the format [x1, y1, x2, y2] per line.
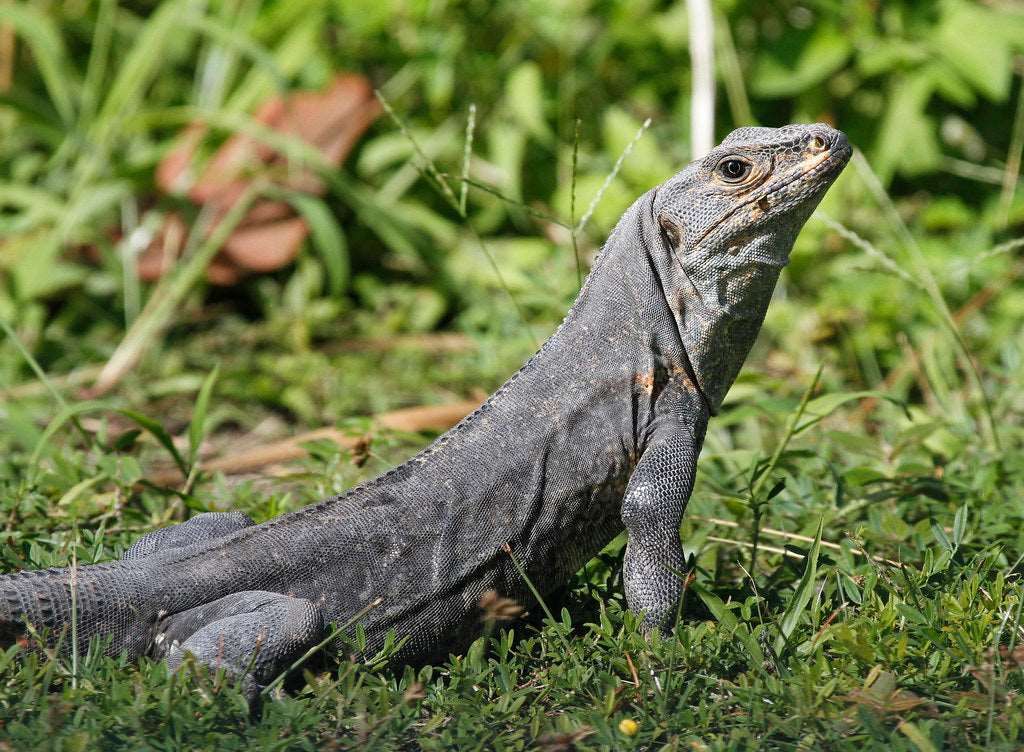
[0, 124, 850, 697]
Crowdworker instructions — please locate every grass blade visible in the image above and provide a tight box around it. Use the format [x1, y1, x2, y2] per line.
[187, 363, 220, 471]
[576, 117, 651, 234]
[997, 68, 1024, 228]
[78, 0, 116, 128]
[282, 192, 350, 296]
[851, 150, 1001, 451]
[570, 117, 582, 287]
[260, 597, 383, 697]
[773, 518, 823, 656]
[74, 0, 188, 190]
[91, 182, 262, 396]
[692, 583, 765, 668]
[27, 402, 188, 484]
[459, 103, 476, 215]
[0, 3, 74, 123]
[115, 408, 188, 478]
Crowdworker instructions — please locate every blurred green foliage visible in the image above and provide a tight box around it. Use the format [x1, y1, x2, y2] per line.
[1, 0, 1022, 347]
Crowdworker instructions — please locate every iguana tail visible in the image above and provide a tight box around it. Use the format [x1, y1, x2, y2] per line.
[0, 560, 157, 660]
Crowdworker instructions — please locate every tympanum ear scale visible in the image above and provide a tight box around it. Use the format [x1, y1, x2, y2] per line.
[659, 214, 684, 248]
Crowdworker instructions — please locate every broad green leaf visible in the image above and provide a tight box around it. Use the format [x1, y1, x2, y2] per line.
[56, 476, 103, 510]
[922, 427, 964, 459]
[427, 60, 455, 111]
[935, 1, 1011, 102]
[839, 573, 862, 605]
[0, 183, 64, 217]
[896, 603, 928, 625]
[919, 196, 974, 231]
[489, 123, 527, 202]
[357, 132, 416, 177]
[7, 231, 86, 301]
[953, 506, 968, 547]
[751, 26, 851, 98]
[927, 61, 976, 108]
[856, 39, 928, 77]
[872, 74, 941, 183]
[931, 521, 953, 553]
[765, 479, 786, 501]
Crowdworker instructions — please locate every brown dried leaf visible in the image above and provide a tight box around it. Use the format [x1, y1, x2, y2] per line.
[143, 73, 380, 285]
[402, 682, 425, 703]
[479, 590, 524, 623]
[536, 726, 594, 751]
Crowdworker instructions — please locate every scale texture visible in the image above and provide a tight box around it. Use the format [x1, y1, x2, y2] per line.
[0, 124, 850, 696]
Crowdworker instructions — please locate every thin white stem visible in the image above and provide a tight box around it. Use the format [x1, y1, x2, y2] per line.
[687, 0, 715, 159]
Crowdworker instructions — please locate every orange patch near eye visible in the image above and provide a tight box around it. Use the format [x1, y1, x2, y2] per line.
[800, 151, 830, 171]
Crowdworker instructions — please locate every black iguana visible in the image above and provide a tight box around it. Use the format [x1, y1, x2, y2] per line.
[0, 123, 850, 697]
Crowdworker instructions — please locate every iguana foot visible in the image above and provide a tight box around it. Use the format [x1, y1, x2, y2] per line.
[123, 513, 326, 700]
[156, 590, 326, 701]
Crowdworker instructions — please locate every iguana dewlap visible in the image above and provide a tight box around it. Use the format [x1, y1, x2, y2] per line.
[1, 124, 850, 697]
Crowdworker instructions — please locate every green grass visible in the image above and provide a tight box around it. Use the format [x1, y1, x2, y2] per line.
[2, 229, 1024, 748]
[2, 0, 1024, 749]
[2, 366, 1024, 751]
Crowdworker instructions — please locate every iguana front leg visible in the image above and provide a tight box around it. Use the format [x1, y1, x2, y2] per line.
[621, 421, 706, 630]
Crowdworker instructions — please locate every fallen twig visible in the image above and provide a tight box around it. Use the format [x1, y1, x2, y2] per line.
[147, 399, 480, 485]
[692, 515, 901, 566]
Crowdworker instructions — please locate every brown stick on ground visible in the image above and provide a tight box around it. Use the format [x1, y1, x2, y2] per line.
[147, 399, 480, 486]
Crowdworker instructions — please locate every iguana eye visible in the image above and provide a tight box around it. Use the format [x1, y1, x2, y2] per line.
[716, 158, 752, 183]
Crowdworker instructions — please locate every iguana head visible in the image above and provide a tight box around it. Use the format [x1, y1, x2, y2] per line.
[651, 123, 850, 412]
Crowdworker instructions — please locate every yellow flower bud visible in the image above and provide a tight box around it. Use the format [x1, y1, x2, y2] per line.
[618, 718, 639, 736]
